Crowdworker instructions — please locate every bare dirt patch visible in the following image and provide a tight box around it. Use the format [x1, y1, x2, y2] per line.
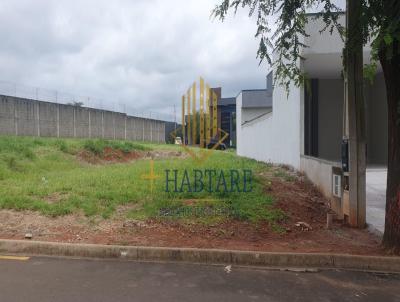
[0, 169, 387, 256]
[78, 148, 143, 164]
[78, 148, 187, 164]
[144, 150, 189, 161]
[43, 192, 70, 204]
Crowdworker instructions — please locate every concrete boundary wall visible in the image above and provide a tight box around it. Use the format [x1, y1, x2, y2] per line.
[300, 155, 341, 198]
[300, 155, 343, 216]
[0, 95, 166, 143]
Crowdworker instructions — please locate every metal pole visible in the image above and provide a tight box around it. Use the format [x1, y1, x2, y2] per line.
[182, 96, 185, 145]
[192, 82, 197, 145]
[187, 88, 191, 145]
[200, 77, 205, 148]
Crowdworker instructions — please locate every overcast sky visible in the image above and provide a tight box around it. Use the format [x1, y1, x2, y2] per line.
[0, 0, 271, 120]
[0, 0, 345, 121]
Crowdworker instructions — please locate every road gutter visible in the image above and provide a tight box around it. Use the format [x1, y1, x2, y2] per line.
[0, 239, 399, 273]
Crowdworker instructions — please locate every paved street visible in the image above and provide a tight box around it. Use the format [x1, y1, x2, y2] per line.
[0, 256, 399, 302]
[366, 168, 387, 233]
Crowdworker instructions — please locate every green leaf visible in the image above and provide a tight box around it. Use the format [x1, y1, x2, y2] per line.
[363, 62, 377, 84]
[384, 33, 393, 46]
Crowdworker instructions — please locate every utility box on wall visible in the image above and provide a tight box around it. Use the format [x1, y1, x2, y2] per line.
[342, 189, 350, 217]
[341, 139, 349, 173]
[333, 173, 342, 198]
[331, 166, 344, 219]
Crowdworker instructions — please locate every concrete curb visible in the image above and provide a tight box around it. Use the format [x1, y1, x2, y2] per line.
[0, 239, 399, 273]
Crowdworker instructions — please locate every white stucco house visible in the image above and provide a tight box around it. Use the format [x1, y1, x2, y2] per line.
[236, 13, 387, 225]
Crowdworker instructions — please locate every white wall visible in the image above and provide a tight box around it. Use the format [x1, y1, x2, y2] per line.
[272, 81, 303, 168]
[300, 155, 341, 198]
[236, 82, 302, 169]
[242, 107, 272, 123]
[236, 93, 244, 156]
[237, 15, 355, 169]
[300, 155, 342, 216]
[239, 112, 274, 163]
[303, 14, 345, 56]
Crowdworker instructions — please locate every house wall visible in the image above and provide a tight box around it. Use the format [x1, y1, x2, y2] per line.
[300, 155, 342, 215]
[238, 112, 274, 163]
[237, 82, 302, 169]
[303, 14, 345, 56]
[271, 82, 302, 168]
[307, 75, 387, 166]
[300, 155, 341, 196]
[241, 107, 272, 123]
[315, 75, 387, 165]
[318, 79, 344, 161]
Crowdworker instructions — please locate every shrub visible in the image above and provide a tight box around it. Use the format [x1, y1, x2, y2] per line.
[55, 140, 69, 153]
[83, 139, 105, 155]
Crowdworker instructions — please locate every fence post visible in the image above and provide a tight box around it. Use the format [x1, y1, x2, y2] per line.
[159, 122, 161, 143]
[142, 119, 145, 141]
[101, 111, 105, 139]
[132, 118, 135, 140]
[150, 120, 153, 142]
[14, 99, 18, 136]
[158, 122, 161, 143]
[88, 109, 91, 139]
[36, 102, 40, 137]
[162, 123, 165, 143]
[57, 104, 60, 138]
[73, 107, 76, 138]
[124, 115, 127, 140]
[113, 113, 116, 140]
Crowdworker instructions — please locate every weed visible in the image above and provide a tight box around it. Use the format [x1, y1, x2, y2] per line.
[83, 139, 149, 155]
[5, 156, 20, 171]
[0, 136, 285, 231]
[55, 140, 69, 153]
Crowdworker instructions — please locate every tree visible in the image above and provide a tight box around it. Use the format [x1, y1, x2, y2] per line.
[213, 0, 400, 251]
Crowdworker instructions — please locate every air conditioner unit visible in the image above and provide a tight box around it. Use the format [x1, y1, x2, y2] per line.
[332, 174, 342, 198]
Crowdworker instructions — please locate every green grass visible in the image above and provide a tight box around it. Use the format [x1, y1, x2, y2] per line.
[83, 139, 149, 155]
[273, 170, 296, 182]
[0, 136, 284, 226]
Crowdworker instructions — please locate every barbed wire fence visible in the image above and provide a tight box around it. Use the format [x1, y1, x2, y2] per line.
[0, 80, 176, 123]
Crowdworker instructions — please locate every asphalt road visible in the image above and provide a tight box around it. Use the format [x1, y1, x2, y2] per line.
[0, 256, 399, 302]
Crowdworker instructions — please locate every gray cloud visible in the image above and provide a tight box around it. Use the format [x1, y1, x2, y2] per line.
[0, 0, 273, 120]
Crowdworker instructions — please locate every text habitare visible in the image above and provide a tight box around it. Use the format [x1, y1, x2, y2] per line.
[164, 169, 252, 193]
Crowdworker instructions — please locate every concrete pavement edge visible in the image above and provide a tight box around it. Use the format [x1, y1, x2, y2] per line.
[0, 239, 399, 272]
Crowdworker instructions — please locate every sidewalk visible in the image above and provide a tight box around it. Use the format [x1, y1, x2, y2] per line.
[366, 168, 387, 234]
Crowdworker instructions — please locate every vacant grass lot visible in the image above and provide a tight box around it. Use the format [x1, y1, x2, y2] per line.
[0, 136, 284, 226]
